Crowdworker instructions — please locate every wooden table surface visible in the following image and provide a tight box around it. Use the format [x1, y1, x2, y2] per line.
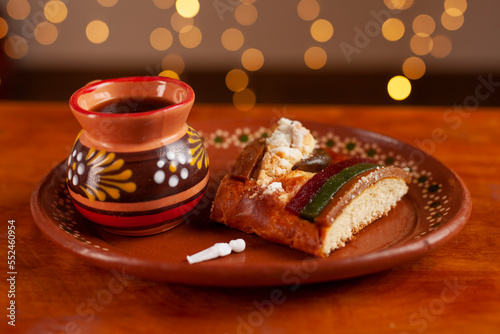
[1, 101, 499, 333]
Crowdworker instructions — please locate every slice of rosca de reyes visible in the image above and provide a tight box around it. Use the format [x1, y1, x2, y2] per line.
[210, 118, 411, 257]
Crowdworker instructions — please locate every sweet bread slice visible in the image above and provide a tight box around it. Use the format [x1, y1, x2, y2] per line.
[210, 118, 411, 257]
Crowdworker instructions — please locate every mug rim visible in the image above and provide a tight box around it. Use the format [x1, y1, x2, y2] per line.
[69, 76, 195, 118]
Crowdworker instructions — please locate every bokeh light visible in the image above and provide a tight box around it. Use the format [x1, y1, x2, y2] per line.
[441, 11, 464, 31]
[412, 14, 435, 36]
[179, 25, 202, 48]
[171, 12, 193, 32]
[3, 35, 28, 59]
[402, 57, 426, 80]
[150, 27, 173, 51]
[235, 3, 258, 26]
[310, 19, 334, 43]
[304, 46, 327, 70]
[233, 88, 256, 111]
[221, 28, 244, 51]
[387, 75, 411, 101]
[444, 7, 463, 17]
[430, 35, 452, 58]
[241, 48, 264, 71]
[226, 69, 248, 92]
[161, 54, 185, 74]
[444, 0, 467, 16]
[97, 0, 119, 7]
[382, 18, 405, 42]
[410, 33, 433, 55]
[7, 0, 30, 20]
[297, 0, 320, 21]
[86, 20, 109, 44]
[176, 0, 200, 19]
[0, 18, 8, 39]
[44, 1, 68, 24]
[159, 70, 180, 80]
[384, 0, 414, 10]
[153, 0, 175, 9]
[35, 22, 58, 46]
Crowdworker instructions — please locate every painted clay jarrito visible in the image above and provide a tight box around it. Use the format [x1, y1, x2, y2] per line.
[66, 77, 209, 236]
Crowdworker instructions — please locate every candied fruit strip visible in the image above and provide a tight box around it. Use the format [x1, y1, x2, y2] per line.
[300, 163, 380, 222]
[230, 138, 266, 181]
[315, 165, 412, 225]
[285, 157, 373, 216]
[292, 148, 331, 173]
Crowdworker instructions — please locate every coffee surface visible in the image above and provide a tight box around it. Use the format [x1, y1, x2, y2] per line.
[90, 97, 174, 114]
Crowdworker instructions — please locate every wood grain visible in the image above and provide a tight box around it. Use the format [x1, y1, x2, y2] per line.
[1, 101, 499, 333]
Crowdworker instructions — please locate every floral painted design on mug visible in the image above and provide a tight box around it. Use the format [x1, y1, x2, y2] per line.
[67, 146, 136, 202]
[188, 125, 209, 170]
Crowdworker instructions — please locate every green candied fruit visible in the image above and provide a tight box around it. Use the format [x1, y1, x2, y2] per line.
[300, 163, 380, 221]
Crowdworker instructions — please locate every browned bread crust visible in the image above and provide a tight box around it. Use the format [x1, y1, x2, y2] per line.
[210, 166, 411, 257]
[210, 171, 324, 256]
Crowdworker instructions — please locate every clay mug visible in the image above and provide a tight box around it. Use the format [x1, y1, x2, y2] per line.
[66, 76, 209, 236]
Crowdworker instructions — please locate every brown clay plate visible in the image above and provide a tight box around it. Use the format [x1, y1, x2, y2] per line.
[31, 119, 472, 286]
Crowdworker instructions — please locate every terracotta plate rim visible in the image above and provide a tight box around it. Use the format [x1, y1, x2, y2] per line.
[30, 120, 472, 287]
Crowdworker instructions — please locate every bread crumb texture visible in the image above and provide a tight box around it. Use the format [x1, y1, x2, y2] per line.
[258, 118, 316, 186]
[321, 178, 409, 255]
[262, 182, 283, 195]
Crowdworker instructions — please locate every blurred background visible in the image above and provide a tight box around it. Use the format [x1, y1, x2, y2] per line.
[0, 0, 499, 109]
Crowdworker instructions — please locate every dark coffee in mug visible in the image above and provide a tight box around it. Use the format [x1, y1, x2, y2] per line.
[90, 97, 175, 114]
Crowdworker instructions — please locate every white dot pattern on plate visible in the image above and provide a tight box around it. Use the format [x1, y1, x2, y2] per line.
[51, 183, 109, 251]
